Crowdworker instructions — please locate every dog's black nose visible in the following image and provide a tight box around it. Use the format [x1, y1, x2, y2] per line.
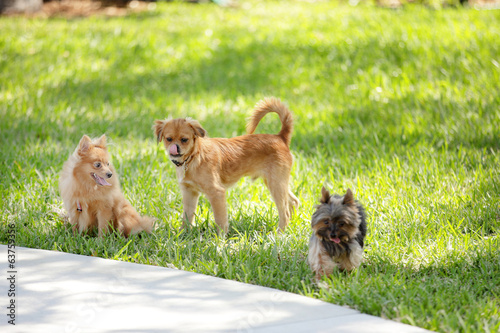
[106, 172, 113, 179]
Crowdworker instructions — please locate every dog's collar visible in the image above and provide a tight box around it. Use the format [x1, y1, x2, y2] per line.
[171, 159, 184, 167]
[171, 155, 193, 170]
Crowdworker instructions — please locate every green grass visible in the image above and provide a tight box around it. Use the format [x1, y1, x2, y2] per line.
[1, 1, 500, 332]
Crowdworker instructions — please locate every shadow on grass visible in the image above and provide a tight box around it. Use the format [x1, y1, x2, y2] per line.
[4, 33, 498, 153]
[357, 248, 500, 330]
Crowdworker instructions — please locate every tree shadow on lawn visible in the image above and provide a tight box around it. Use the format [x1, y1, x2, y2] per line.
[290, 89, 499, 157]
[0, 35, 439, 132]
[350, 247, 500, 331]
[4, 29, 498, 153]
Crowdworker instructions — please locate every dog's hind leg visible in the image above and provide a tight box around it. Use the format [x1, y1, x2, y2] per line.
[288, 190, 300, 216]
[265, 175, 291, 231]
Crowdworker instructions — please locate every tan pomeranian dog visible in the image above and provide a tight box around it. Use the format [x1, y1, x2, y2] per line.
[59, 134, 153, 237]
[153, 97, 300, 233]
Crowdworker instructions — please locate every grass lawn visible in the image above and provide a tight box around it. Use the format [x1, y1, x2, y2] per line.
[1, 1, 499, 331]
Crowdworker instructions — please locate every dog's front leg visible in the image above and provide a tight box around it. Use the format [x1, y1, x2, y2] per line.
[67, 210, 81, 234]
[206, 187, 228, 234]
[75, 210, 93, 234]
[181, 184, 200, 228]
[96, 209, 113, 238]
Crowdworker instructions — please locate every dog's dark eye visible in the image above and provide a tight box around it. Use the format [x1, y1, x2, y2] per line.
[181, 138, 188, 143]
[339, 222, 345, 227]
[323, 220, 329, 225]
[166, 137, 173, 142]
[94, 162, 101, 168]
[107, 162, 110, 166]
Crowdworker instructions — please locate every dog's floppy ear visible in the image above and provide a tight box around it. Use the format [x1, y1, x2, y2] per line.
[95, 134, 107, 149]
[186, 118, 207, 138]
[343, 188, 355, 206]
[153, 120, 166, 143]
[78, 135, 92, 153]
[320, 186, 330, 204]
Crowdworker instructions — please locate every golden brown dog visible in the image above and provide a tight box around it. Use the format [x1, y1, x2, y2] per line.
[153, 97, 300, 233]
[59, 134, 154, 237]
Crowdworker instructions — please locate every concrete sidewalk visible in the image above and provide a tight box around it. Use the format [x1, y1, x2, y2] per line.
[1, 245, 431, 332]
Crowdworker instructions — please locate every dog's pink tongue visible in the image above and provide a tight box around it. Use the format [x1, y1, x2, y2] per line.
[169, 144, 178, 155]
[332, 237, 341, 244]
[98, 176, 112, 186]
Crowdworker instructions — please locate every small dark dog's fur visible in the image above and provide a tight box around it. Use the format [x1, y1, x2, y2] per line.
[308, 187, 367, 281]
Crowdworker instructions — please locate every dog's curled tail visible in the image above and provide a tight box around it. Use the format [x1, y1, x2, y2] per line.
[246, 97, 293, 147]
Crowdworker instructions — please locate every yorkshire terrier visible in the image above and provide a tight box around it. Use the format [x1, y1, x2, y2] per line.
[308, 187, 367, 281]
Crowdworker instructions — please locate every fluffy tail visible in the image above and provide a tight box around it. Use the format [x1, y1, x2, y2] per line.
[246, 97, 294, 147]
[123, 216, 154, 237]
[116, 201, 155, 237]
